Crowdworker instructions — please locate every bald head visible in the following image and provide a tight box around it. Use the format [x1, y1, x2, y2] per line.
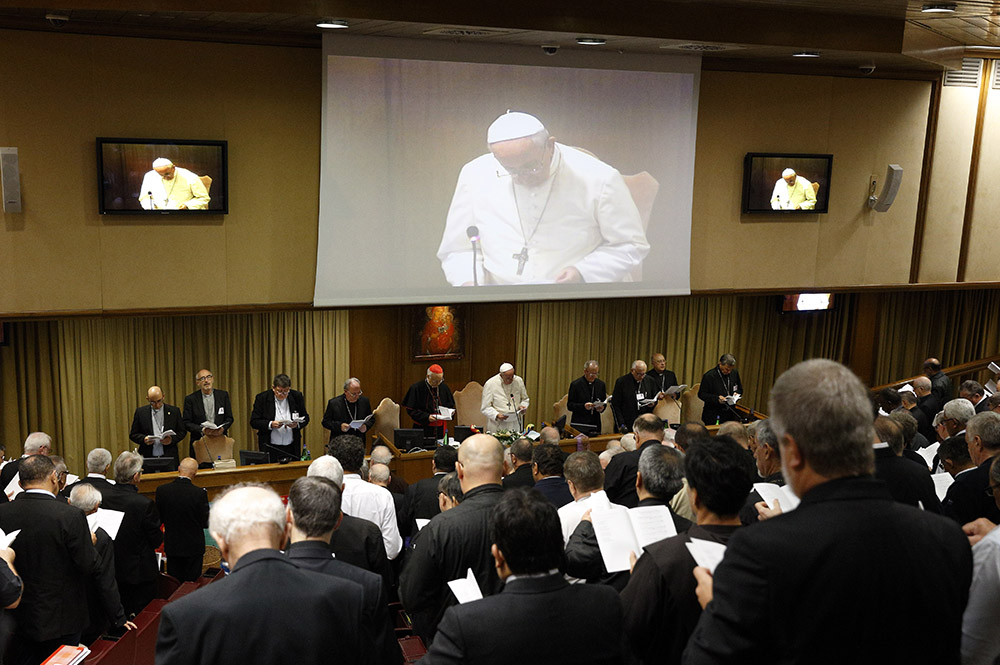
[147, 385, 164, 408]
[457, 434, 504, 491]
[913, 376, 931, 396]
[178, 457, 199, 479]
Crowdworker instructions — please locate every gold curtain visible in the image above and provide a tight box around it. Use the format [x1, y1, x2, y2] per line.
[0, 310, 350, 473]
[872, 289, 1000, 385]
[516, 295, 854, 427]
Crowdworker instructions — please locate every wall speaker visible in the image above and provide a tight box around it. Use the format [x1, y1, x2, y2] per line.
[0, 148, 21, 213]
[868, 164, 902, 213]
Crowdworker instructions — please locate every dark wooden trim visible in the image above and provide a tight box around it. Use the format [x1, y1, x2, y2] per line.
[909, 76, 942, 283]
[870, 354, 1000, 393]
[957, 58, 993, 282]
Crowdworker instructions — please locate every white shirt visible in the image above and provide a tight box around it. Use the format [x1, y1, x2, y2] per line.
[342, 474, 402, 560]
[437, 144, 649, 285]
[271, 397, 293, 447]
[481, 373, 530, 433]
[558, 489, 612, 545]
[962, 524, 1000, 664]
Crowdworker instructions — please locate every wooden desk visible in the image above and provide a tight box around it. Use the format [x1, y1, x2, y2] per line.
[138, 460, 312, 501]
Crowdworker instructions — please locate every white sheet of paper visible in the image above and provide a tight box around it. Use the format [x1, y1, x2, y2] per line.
[87, 508, 126, 541]
[725, 393, 742, 406]
[0, 529, 20, 549]
[437, 407, 456, 421]
[349, 419, 368, 429]
[447, 568, 483, 604]
[637, 398, 657, 408]
[898, 383, 915, 394]
[989, 361, 1000, 375]
[525, 430, 541, 441]
[877, 407, 890, 417]
[4, 475, 21, 500]
[986, 380, 997, 396]
[685, 538, 727, 573]
[665, 384, 688, 397]
[415, 518, 430, 531]
[753, 482, 801, 512]
[917, 442, 940, 468]
[65, 473, 79, 486]
[628, 505, 677, 549]
[931, 472, 955, 502]
[200, 421, 223, 430]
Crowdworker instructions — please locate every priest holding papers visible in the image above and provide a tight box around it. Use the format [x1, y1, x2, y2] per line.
[403, 365, 457, 439]
[567, 360, 607, 435]
[697, 354, 743, 425]
[321, 378, 373, 447]
[481, 363, 530, 433]
[129, 386, 185, 471]
[436, 111, 649, 286]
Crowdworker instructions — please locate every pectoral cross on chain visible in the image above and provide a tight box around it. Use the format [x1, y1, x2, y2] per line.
[512, 246, 529, 276]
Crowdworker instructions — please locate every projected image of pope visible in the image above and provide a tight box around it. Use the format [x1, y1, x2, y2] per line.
[437, 112, 650, 285]
[138, 157, 210, 210]
[770, 168, 816, 211]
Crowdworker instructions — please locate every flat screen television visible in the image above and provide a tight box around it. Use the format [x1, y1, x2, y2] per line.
[742, 153, 832, 214]
[781, 293, 834, 312]
[97, 137, 228, 214]
[238, 450, 270, 466]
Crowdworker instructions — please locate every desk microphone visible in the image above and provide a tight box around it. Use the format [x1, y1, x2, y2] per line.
[466, 226, 480, 287]
[147, 191, 154, 210]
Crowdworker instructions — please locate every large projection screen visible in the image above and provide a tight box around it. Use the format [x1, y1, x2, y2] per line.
[315, 37, 699, 307]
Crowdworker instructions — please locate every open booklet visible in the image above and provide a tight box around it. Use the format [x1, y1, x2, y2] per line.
[916, 442, 940, 469]
[200, 421, 225, 432]
[349, 414, 376, 429]
[591, 505, 677, 573]
[752, 482, 801, 512]
[277, 417, 307, 426]
[146, 429, 177, 443]
[724, 393, 742, 406]
[663, 384, 688, 397]
[436, 407, 456, 421]
[931, 472, 954, 503]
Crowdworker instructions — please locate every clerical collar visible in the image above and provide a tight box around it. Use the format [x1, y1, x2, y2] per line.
[872, 442, 890, 449]
[25, 489, 55, 498]
[506, 568, 560, 583]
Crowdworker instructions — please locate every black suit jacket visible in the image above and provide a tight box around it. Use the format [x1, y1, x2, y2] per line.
[249, 389, 310, 450]
[329, 514, 393, 592]
[156, 548, 365, 665]
[603, 439, 661, 508]
[683, 476, 972, 665]
[941, 456, 1000, 525]
[100, 484, 163, 585]
[421, 574, 625, 664]
[610, 374, 659, 432]
[129, 404, 187, 464]
[61, 474, 116, 500]
[0, 459, 23, 501]
[407, 472, 446, 520]
[155, 477, 209, 557]
[182, 388, 235, 438]
[873, 446, 941, 513]
[84, 527, 127, 643]
[0, 491, 98, 641]
[321, 394, 373, 444]
[286, 541, 402, 665]
[698, 367, 743, 425]
[567, 376, 607, 433]
[622, 523, 740, 665]
[533, 476, 573, 508]
[917, 393, 942, 425]
[502, 464, 534, 490]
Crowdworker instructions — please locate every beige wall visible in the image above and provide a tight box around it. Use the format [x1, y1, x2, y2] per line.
[0, 30, 320, 314]
[692, 71, 932, 290]
[964, 61, 1000, 282]
[0, 29, 971, 316]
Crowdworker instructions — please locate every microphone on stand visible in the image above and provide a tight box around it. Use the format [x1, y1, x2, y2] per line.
[510, 393, 523, 432]
[466, 226, 480, 287]
[146, 191, 155, 211]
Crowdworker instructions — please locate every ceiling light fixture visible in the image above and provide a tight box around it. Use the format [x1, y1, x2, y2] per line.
[317, 19, 349, 29]
[793, 51, 820, 58]
[576, 37, 606, 45]
[921, 3, 957, 13]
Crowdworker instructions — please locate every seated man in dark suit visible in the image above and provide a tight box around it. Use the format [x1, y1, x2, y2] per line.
[622, 437, 750, 665]
[0, 455, 96, 665]
[501, 438, 534, 489]
[155, 458, 209, 582]
[285, 476, 402, 665]
[156, 484, 367, 665]
[60, 447, 114, 499]
[101, 451, 163, 616]
[129, 385, 186, 471]
[945, 410, 1000, 525]
[531, 443, 573, 508]
[421, 488, 625, 664]
[307, 455, 392, 591]
[67, 484, 135, 644]
[684, 359, 972, 665]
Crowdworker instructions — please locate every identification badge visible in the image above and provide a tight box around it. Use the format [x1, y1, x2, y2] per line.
[635, 392, 645, 401]
[218, 407, 225, 415]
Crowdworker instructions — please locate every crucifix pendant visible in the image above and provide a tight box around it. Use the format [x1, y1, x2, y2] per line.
[513, 246, 529, 276]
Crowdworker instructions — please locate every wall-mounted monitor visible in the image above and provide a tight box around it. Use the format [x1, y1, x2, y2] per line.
[97, 137, 228, 214]
[742, 153, 832, 214]
[781, 293, 834, 312]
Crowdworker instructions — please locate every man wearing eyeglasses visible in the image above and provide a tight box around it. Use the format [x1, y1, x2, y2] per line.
[182, 369, 235, 446]
[321, 378, 373, 449]
[436, 111, 649, 286]
[250, 374, 310, 463]
[129, 386, 186, 471]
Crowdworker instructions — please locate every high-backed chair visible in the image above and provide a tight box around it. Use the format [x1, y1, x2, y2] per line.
[600, 402, 618, 434]
[192, 434, 234, 466]
[200, 174, 213, 194]
[453, 381, 487, 428]
[552, 394, 570, 425]
[681, 383, 705, 425]
[372, 398, 401, 447]
[653, 396, 681, 426]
